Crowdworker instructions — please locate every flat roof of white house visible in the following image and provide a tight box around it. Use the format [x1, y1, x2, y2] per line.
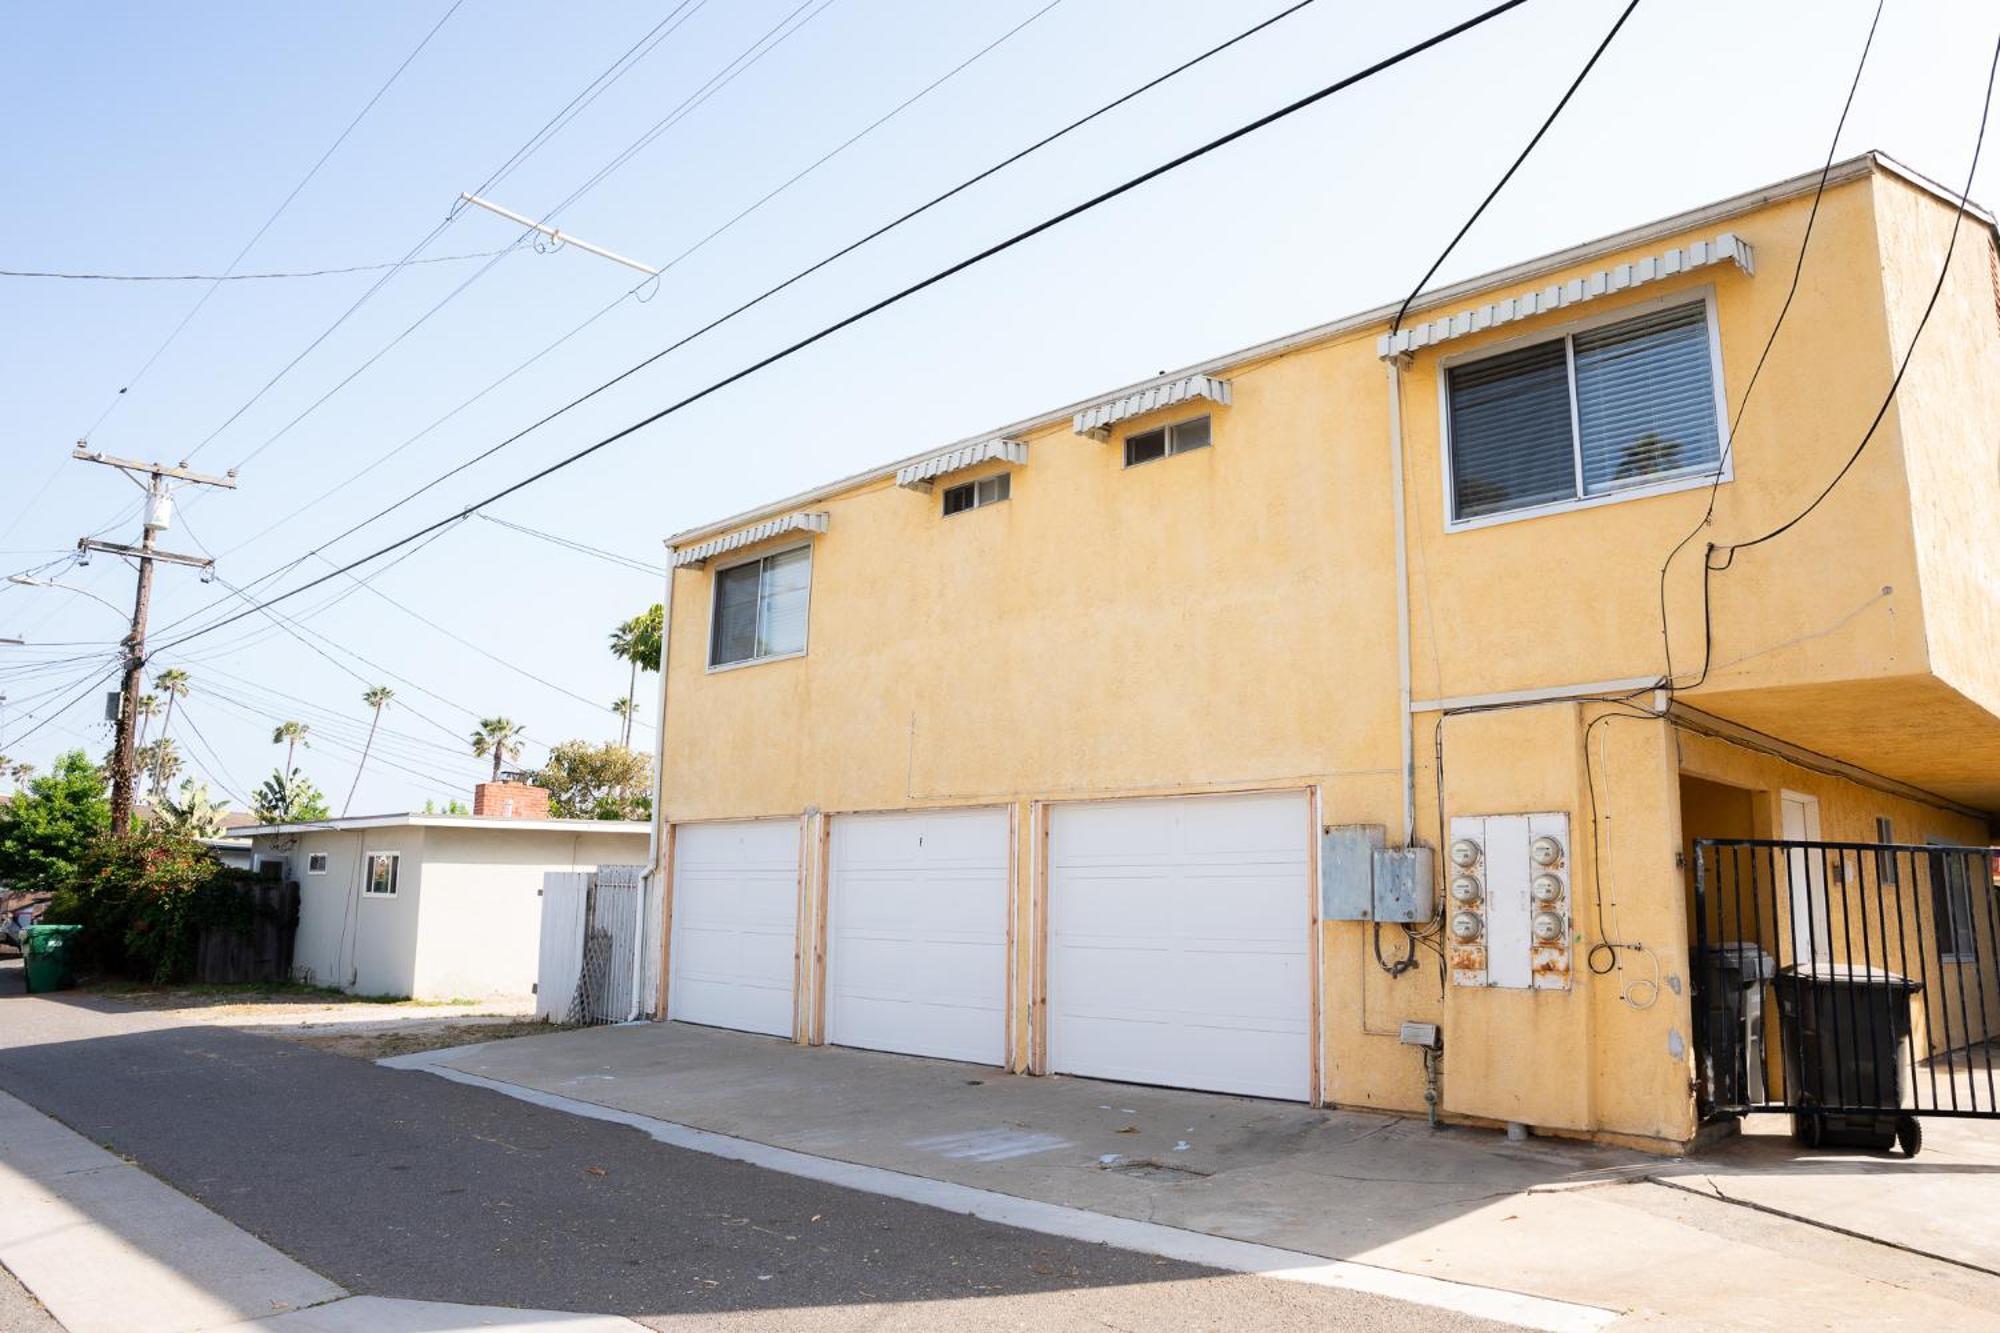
[666, 151, 1994, 551]
[241, 814, 650, 838]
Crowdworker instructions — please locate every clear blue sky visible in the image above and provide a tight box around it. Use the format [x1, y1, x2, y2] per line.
[2, 0, 1995, 815]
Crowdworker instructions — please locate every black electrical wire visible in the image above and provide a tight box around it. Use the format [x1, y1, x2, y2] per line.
[1653, 0, 1885, 692]
[1389, 0, 1640, 334]
[153, 0, 1536, 655]
[178, 0, 1330, 614]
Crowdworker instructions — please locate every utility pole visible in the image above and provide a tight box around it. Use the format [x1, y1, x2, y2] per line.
[70, 444, 235, 834]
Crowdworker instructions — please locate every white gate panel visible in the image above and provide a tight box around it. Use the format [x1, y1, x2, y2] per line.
[1048, 791, 1311, 1101]
[826, 808, 1009, 1066]
[669, 820, 799, 1037]
[536, 871, 588, 1021]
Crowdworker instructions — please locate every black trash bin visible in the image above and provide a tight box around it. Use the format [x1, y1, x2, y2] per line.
[1700, 942, 1775, 1109]
[1772, 962, 1923, 1156]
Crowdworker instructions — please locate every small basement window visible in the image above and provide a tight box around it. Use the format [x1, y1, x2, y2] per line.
[363, 852, 400, 897]
[942, 473, 1010, 515]
[710, 545, 812, 668]
[306, 852, 329, 875]
[1124, 414, 1210, 467]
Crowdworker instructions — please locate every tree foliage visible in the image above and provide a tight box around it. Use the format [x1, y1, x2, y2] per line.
[155, 780, 232, 839]
[611, 605, 663, 674]
[44, 831, 255, 981]
[470, 717, 525, 783]
[0, 750, 110, 892]
[530, 740, 651, 821]
[252, 768, 330, 824]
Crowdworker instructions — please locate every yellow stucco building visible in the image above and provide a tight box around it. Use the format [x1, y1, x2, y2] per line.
[643, 153, 1999, 1151]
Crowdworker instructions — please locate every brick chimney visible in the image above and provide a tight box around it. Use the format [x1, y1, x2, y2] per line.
[472, 781, 549, 820]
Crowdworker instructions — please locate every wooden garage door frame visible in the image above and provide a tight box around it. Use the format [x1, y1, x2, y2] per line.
[810, 803, 1020, 1071]
[658, 813, 810, 1040]
[1029, 785, 1322, 1105]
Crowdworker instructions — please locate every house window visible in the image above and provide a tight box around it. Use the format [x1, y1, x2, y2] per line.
[306, 852, 329, 875]
[1873, 817, 1897, 888]
[1445, 299, 1723, 523]
[1931, 843, 1978, 962]
[1124, 414, 1211, 467]
[364, 852, 400, 897]
[942, 473, 1010, 515]
[710, 546, 811, 668]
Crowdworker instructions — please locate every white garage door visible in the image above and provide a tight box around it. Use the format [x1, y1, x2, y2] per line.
[669, 819, 799, 1037]
[826, 808, 1009, 1066]
[1048, 791, 1311, 1101]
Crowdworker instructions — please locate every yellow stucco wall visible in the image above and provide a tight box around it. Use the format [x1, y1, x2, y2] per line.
[653, 162, 1996, 1145]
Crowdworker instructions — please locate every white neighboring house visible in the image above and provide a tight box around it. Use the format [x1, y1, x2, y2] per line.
[241, 812, 648, 1000]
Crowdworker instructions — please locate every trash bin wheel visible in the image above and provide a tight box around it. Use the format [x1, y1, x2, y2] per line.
[1793, 1111, 1825, 1148]
[1896, 1116, 1922, 1159]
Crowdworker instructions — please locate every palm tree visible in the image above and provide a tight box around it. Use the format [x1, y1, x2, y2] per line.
[10, 761, 32, 790]
[133, 693, 161, 747]
[344, 686, 394, 817]
[137, 738, 181, 797]
[151, 668, 190, 792]
[610, 697, 637, 749]
[272, 720, 310, 775]
[470, 717, 524, 783]
[608, 606, 661, 747]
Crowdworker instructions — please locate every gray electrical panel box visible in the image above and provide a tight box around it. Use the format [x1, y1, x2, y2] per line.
[1371, 846, 1436, 924]
[1320, 824, 1385, 920]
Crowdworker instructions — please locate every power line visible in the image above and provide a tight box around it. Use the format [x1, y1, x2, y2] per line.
[207, 0, 839, 475]
[159, 0, 1335, 636]
[473, 513, 664, 575]
[82, 1, 465, 443]
[156, 0, 1534, 656]
[1, 251, 507, 283]
[1716, 28, 2000, 558]
[1390, 0, 1640, 333]
[1653, 0, 1886, 692]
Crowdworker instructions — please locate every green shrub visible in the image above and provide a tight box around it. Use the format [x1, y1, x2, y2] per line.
[45, 832, 256, 982]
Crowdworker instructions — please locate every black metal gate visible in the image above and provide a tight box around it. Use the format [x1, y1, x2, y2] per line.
[1693, 838, 2000, 1146]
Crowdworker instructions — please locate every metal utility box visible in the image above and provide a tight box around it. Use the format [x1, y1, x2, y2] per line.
[1372, 847, 1436, 923]
[1320, 824, 1385, 920]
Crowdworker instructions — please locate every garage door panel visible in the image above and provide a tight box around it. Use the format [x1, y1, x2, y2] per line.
[827, 809, 1008, 1067]
[670, 820, 799, 1038]
[1049, 792, 1311, 1102]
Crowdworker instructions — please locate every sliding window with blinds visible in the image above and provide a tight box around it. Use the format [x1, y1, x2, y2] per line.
[1445, 299, 1724, 523]
[710, 545, 812, 667]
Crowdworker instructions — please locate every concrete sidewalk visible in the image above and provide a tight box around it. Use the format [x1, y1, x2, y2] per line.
[411, 1020, 2000, 1330]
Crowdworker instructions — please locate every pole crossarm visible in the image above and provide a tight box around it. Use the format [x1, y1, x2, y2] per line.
[458, 193, 662, 277]
[77, 538, 213, 570]
[71, 443, 238, 488]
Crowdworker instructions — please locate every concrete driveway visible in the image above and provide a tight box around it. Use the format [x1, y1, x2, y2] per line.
[418, 1020, 2000, 1330]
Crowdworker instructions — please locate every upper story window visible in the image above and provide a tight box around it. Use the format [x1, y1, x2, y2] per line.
[710, 545, 811, 668]
[1124, 414, 1210, 468]
[943, 473, 1009, 515]
[1444, 298, 1724, 524]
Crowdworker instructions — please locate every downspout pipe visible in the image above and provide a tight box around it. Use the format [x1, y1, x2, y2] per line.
[641, 551, 676, 1016]
[1386, 356, 1416, 845]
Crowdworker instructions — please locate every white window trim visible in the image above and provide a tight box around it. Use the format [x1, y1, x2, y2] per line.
[1122, 413, 1212, 470]
[704, 541, 813, 674]
[306, 852, 329, 875]
[362, 850, 401, 898]
[941, 471, 1010, 516]
[1437, 287, 1732, 534]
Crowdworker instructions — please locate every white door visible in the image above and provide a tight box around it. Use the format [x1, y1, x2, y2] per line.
[1047, 791, 1312, 1101]
[826, 808, 1009, 1065]
[1781, 791, 1829, 965]
[669, 820, 799, 1037]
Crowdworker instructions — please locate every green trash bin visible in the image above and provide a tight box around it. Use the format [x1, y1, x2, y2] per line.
[22, 924, 81, 994]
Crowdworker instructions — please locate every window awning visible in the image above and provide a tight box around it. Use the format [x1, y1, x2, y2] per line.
[1072, 374, 1231, 440]
[671, 511, 827, 568]
[1377, 233, 1755, 360]
[895, 437, 1028, 491]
